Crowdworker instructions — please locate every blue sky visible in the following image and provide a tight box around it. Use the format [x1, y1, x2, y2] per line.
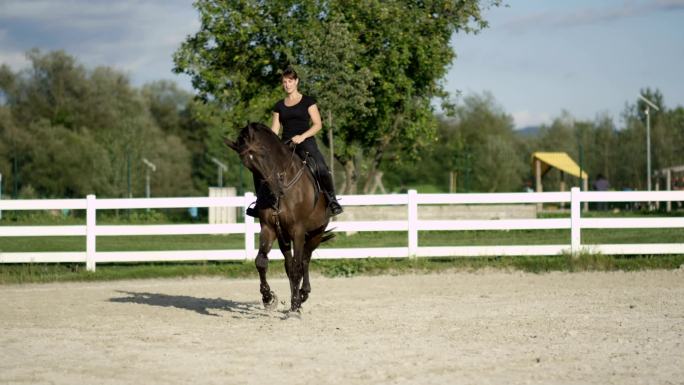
[1, 0, 682, 128]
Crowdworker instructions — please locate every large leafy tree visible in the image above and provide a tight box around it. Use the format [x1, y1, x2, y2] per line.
[523, 88, 684, 192]
[174, 0, 499, 192]
[384, 92, 525, 192]
[616, 88, 676, 190]
[0, 50, 195, 198]
[449, 93, 525, 192]
[296, 14, 374, 192]
[332, 1, 497, 192]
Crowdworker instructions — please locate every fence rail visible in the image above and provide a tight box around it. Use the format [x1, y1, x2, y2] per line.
[1, 188, 683, 271]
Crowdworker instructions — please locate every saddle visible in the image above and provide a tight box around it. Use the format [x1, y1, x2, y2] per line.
[255, 151, 322, 211]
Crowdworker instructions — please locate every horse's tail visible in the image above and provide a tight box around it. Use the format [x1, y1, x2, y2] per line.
[320, 228, 336, 244]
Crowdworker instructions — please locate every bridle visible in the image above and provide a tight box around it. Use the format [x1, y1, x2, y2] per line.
[241, 136, 310, 199]
[276, 140, 308, 191]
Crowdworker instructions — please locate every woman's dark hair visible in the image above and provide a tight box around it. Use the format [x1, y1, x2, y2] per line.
[282, 67, 298, 80]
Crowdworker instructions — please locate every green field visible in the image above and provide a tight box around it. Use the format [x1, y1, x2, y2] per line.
[2, 252, 683, 285]
[1, 228, 683, 253]
[2, 211, 683, 284]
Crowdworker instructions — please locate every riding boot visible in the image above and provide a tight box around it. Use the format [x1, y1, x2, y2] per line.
[246, 173, 275, 218]
[245, 202, 259, 218]
[318, 168, 343, 216]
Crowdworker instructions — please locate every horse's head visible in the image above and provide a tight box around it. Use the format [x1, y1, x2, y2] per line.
[224, 122, 286, 176]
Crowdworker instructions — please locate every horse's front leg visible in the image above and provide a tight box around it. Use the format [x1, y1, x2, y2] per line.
[255, 225, 277, 310]
[277, 234, 293, 278]
[288, 231, 306, 312]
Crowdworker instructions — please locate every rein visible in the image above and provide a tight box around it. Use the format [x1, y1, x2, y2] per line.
[276, 141, 308, 192]
[238, 128, 316, 244]
[271, 141, 308, 241]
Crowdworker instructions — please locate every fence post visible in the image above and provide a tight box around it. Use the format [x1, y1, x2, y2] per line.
[244, 192, 255, 260]
[86, 194, 96, 272]
[408, 189, 418, 257]
[570, 187, 581, 257]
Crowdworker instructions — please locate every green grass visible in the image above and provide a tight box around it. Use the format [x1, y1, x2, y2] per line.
[2, 228, 683, 253]
[0, 235, 244, 252]
[2, 254, 683, 285]
[2, 211, 684, 284]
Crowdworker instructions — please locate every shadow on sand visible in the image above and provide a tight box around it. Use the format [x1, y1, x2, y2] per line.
[109, 291, 273, 318]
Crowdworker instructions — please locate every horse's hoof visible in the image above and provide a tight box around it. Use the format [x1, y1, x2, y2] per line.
[263, 292, 278, 311]
[289, 301, 302, 313]
[300, 292, 309, 304]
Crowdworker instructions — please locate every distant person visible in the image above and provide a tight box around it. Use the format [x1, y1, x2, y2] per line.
[593, 174, 610, 211]
[523, 179, 534, 193]
[675, 177, 683, 209]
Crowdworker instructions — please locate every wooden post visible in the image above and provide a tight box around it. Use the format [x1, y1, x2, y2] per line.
[408, 189, 418, 258]
[655, 178, 660, 210]
[570, 187, 581, 258]
[535, 159, 542, 212]
[86, 194, 96, 272]
[667, 169, 672, 212]
[583, 177, 589, 212]
[449, 171, 457, 193]
[560, 171, 566, 209]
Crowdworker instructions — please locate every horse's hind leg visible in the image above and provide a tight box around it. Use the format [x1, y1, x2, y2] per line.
[300, 232, 324, 304]
[300, 247, 313, 304]
[256, 225, 277, 310]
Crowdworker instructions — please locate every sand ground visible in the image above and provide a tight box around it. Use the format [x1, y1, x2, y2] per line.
[1, 269, 683, 385]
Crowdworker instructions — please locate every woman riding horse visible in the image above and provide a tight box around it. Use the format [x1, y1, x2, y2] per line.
[226, 122, 334, 312]
[246, 67, 343, 217]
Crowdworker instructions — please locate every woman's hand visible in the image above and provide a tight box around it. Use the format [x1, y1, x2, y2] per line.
[291, 134, 306, 144]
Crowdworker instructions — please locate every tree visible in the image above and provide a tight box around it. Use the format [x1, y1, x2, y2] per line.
[7, 49, 89, 130]
[0, 50, 196, 198]
[585, 114, 618, 181]
[612, 89, 669, 190]
[0, 107, 25, 197]
[142, 80, 193, 135]
[18, 120, 111, 197]
[450, 93, 524, 192]
[296, 14, 374, 193]
[382, 92, 524, 192]
[174, 0, 500, 192]
[331, 1, 498, 192]
[662, 106, 684, 170]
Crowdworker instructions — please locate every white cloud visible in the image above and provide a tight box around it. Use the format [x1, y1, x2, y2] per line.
[0, 51, 29, 69]
[502, 0, 684, 33]
[0, 0, 200, 88]
[512, 110, 552, 129]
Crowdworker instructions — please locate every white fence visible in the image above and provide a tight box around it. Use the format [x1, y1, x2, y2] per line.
[1, 188, 683, 271]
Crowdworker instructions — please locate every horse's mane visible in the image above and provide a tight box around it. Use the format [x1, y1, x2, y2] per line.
[238, 122, 288, 157]
[237, 122, 312, 199]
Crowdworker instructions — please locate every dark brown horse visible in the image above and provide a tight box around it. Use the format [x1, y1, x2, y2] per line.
[225, 122, 333, 312]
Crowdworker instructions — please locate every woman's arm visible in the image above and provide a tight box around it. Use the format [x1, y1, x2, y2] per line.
[291, 104, 322, 144]
[271, 112, 281, 135]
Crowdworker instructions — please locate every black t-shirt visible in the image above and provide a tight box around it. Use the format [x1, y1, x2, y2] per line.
[273, 95, 316, 142]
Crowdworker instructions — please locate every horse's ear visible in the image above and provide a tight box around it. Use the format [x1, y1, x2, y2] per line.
[224, 137, 239, 152]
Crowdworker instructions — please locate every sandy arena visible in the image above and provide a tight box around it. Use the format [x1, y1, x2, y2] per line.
[1, 269, 683, 385]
